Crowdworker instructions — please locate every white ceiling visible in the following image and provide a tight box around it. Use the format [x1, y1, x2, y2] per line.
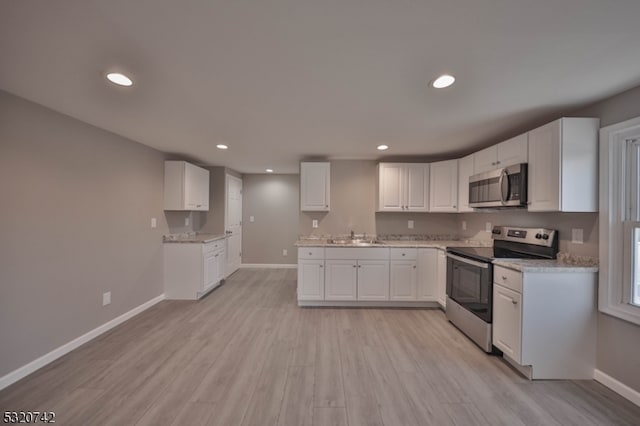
[2, 1, 640, 173]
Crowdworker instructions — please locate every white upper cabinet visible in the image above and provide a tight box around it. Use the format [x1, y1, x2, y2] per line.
[377, 163, 429, 212]
[528, 118, 599, 212]
[457, 154, 475, 213]
[429, 159, 458, 212]
[473, 133, 528, 174]
[300, 162, 331, 211]
[164, 161, 210, 211]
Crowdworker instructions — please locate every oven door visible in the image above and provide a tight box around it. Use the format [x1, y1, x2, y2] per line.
[446, 253, 493, 322]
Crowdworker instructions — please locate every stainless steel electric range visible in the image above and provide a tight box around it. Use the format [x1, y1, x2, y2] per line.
[445, 226, 558, 352]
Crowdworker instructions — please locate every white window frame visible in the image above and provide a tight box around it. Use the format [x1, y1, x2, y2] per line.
[600, 116, 640, 325]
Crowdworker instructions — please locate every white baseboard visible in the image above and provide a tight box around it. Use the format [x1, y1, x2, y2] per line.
[0, 294, 165, 391]
[594, 369, 640, 407]
[241, 264, 297, 269]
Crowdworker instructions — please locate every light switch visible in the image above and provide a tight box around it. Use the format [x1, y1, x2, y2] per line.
[151, 218, 157, 228]
[462, 220, 467, 231]
[408, 220, 414, 229]
[283, 249, 288, 256]
[102, 292, 111, 306]
[312, 219, 318, 228]
[249, 216, 255, 223]
[572, 228, 584, 244]
[485, 222, 492, 232]
[185, 217, 190, 227]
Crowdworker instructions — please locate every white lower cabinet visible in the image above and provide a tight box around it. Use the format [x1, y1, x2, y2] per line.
[296, 246, 444, 306]
[297, 259, 325, 301]
[492, 283, 522, 362]
[491, 265, 596, 379]
[297, 247, 325, 301]
[164, 239, 225, 300]
[325, 260, 358, 301]
[390, 248, 418, 300]
[417, 248, 439, 301]
[357, 260, 390, 301]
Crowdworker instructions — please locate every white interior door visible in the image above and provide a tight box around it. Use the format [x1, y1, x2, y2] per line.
[226, 174, 243, 277]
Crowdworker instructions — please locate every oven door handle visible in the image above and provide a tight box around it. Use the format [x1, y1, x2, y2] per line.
[446, 253, 490, 269]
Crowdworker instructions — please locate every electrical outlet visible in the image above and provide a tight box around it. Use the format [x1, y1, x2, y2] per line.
[572, 228, 584, 244]
[282, 249, 288, 256]
[462, 220, 467, 231]
[312, 219, 318, 228]
[408, 220, 414, 229]
[485, 222, 492, 232]
[250, 216, 255, 223]
[151, 218, 157, 228]
[102, 292, 111, 306]
[184, 217, 190, 227]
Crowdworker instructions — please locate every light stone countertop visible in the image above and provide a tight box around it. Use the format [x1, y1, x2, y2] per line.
[294, 238, 492, 250]
[163, 233, 227, 244]
[493, 258, 599, 273]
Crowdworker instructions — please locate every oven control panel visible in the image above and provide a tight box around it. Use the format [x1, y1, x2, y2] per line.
[491, 226, 557, 247]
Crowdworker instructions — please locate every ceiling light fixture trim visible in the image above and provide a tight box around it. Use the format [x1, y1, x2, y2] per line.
[106, 72, 133, 87]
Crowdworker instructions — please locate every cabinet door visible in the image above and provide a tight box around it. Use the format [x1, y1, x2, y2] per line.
[390, 260, 417, 300]
[325, 260, 357, 301]
[185, 163, 209, 211]
[528, 120, 561, 211]
[297, 259, 325, 301]
[405, 164, 429, 211]
[301, 162, 330, 211]
[497, 133, 528, 168]
[492, 284, 523, 362]
[203, 252, 218, 292]
[436, 249, 447, 307]
[378, 163, 404, 211]
[214, 249, 225, 283]
[429, 159, 458, 212]
[417, 249, 438, 301]
[357, 260, 390, 300]
[457, 154, 474, 213]
[473, 145, 498, 174]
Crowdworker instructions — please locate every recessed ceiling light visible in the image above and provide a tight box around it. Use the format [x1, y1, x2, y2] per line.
[432, 74, 456, 89]
[216, 144, 228, 150]
[265, 169, 274, 173]
[377, 144, 389, 151]
[106, 72, 133, 87]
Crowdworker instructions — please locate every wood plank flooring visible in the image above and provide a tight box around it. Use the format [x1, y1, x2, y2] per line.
[1, 268, 639, 425]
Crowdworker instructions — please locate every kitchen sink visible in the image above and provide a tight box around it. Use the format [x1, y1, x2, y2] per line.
[326, 238, 381, 246]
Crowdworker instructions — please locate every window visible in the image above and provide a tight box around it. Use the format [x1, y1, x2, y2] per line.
[600, 116, 640, 324]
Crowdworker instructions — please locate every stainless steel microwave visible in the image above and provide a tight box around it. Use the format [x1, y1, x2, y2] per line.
[468, 163, 527, 208]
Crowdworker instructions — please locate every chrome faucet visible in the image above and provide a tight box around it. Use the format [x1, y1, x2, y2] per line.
[350, 230, 355, 239]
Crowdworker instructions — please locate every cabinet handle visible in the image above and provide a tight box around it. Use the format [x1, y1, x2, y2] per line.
[320, 265, 323, 268]
[402, 253, 406, 256]
[358, 265, 361, 268]
[491, 162, 495, 166]
[309, 252, 313, 255]
[512, 299, 518, 305]
[326, 205, 329, 207]
[353, 265, 357, 268]
[502, 276, 507, 280]
[453, 205, 457, 208]
[413, 265, 416, 269]
[496, 161, 501, 164]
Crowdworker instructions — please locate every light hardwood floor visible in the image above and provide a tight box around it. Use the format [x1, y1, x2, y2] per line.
[1, 268, 639, 425]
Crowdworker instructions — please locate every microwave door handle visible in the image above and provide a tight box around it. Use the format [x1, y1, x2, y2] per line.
[499, 168, 508, 205]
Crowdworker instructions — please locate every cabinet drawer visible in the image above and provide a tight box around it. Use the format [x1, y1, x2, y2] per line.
[390, 248, 417, 260]
[298, 247, 325, 259]
[325, 247, 389, 260]
[493, 265, 522, 293]
[203, 240, 224, 255]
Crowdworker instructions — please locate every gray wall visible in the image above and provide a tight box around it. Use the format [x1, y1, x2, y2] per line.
[0, 91, 167, 377]
[242, 174, 299, 264]
[572, 85, 640, 393]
